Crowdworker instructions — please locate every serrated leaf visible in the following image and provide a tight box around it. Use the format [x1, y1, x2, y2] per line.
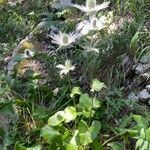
[70, 87, 82, 98]
[41, 125, 60, 143]
[63, 107, 77, 123]
[91, 79, 106, 92]
[48, 111, 64, 126]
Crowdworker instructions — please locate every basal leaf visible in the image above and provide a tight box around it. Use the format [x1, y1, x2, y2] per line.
[48, 111, 64, 126]
[78, 120, 89, 133]
[90, 121, 101, 140]
[79, 131, 92, 146]
[41, 125, 61, 144]
[63, 107, 77, 123]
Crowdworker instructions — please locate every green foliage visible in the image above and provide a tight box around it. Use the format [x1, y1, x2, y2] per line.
[0, 0, 149, 149]
[41, 81, 102, 149]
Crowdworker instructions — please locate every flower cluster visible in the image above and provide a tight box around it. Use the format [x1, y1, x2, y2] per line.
[49, 0, 109, 76]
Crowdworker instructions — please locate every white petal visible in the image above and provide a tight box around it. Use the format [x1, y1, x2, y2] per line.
[56, 64, 65, 69]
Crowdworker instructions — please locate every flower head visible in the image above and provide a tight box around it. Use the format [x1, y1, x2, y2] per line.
[73, 0, 110, 14]
[50, 31, 79, 49]
[56, 60, 75, 76]
[21, 49, 35, 59]
[76, 16, 106, 36]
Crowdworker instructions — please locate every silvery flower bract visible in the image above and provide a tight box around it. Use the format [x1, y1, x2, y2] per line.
[56, 60, 75, 76]
[73, 0, 110, 14]
[50, 31, 79, 49]
[76, 16, 107, 36]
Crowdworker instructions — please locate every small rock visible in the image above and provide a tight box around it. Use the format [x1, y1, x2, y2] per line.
[139, 89, 150, 102]
[134, 63, 150, 75]
[128, 92, 139, 100]
[146, 85, 150, 92]
[140, 55, 150, 64]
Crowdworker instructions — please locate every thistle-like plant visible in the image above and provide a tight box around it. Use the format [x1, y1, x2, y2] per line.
[73, 0, 110, 14]
[77, 16, 107, 36]
[50, 31, 79, 49]
[56, 60, 75, 76]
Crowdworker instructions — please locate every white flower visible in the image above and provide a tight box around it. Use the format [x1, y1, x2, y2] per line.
[56, 60, 75, 76]
[76, 16, 106, 35]
[73, 0, 110, 14]
[82, 46, 99, 53]
[21, 49, 35, 58]
[50, 31, 79, 49]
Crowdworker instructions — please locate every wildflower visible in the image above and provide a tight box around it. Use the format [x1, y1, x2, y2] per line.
[21, 49, 35, 59]
[82, 46, 99, 53]
[50, 31, 79, 49]
[76, 16, 106, 35]
[56, 60, 75, 76]
[73, 0, 110, 14]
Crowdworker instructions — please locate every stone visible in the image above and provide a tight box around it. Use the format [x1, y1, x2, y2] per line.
[146, 85, 150, 92]
[139, 89, 150, 102]
[140, 55, 150, 64]
[128, 92, 139, 100]
[134, 63, 150, 75]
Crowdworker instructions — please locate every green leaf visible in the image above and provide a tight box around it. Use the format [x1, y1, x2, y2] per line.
[90, 121, 101, 140]
[78, 120, 89, 133]
[140, 128, 146, 139]
[135, 139, 144, 150]
[90, 139, 103, 150]
[63, 107, 77, 123]
[146, 128, 150, 142]
[15, 143, 27, 150]
[79, 94, 100, 111]
[41, 125, 61, 143]
[107, 142, 124, 150]
[79, 94, 92, 110]
[70, 87, 82, 98]
[91, 79, 106, 92]
[133, 115, 148, 130]
[130, 32, 139, 53]
[79, 131, 92, 146]
[118, 128, 138, 137]
[93, 97, 101, 108]
[15, 143, 42, 150]
[141, 141, 149, 150]
[66, 144, 78, 150]
[67, 130, 79, 150]
[48, 111, 64, 126]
